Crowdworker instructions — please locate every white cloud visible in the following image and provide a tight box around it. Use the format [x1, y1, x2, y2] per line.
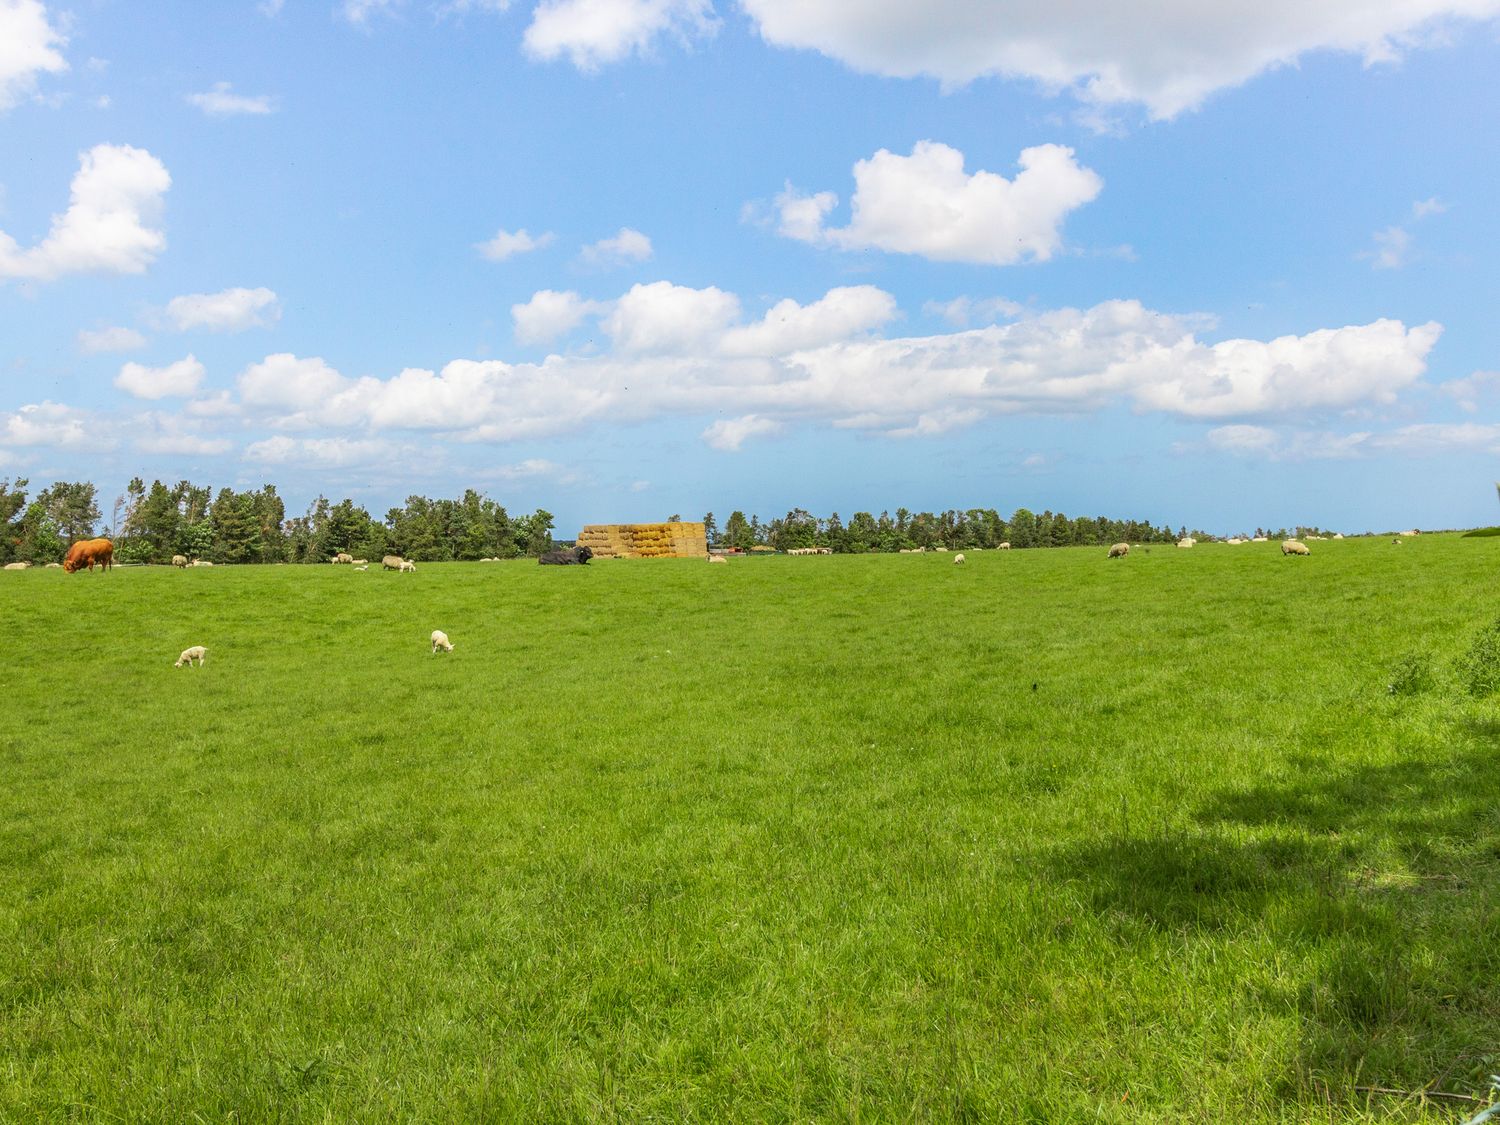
[115, 355, 206, 400]
[603, 280, 739, 353]
[1413, 196, 1448, 218]
[244, 435, 392, 467]
[512, 289, 602, 345]
[0, 144, 170, 281]
[258, 0, 285, 15]
[924, 296, 1024, 327]
[0, 0, 67, 112]
[1129, 317, 1440, 418]
[1203, 420, 1500, 461]
[523, 0, 717, 70]
[629, 479, 650, 491]
[721, 285, 896, 356]
[703, 414, 782, 451]
[208, 288, 1443, 452]
[738, 0, 1500, 119]
[78, 325, 147, 353]
[185, 82, 276, 116]
[341, 0, 400, 25]
[580, 227, 653, 267]
[165, 287, 281, 332]
[1441, 369, 1500, 413]
[477, 227, 554, 261]
[777, 142, 1101, 265]
[237, 353, 351, 417]
[2, 401, 93, 448]
[132, 412, 233, 456]
[1364, 224, 1412, 270]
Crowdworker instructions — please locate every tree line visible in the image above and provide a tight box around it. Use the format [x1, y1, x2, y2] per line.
[0, 477, 556, 566]
[1, 475, 1343, 566]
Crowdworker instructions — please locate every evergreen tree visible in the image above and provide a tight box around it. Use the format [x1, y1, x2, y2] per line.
[210, 488, 262, 563]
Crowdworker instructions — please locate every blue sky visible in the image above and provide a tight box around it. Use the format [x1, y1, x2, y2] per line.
[1, 0, 1498, 535]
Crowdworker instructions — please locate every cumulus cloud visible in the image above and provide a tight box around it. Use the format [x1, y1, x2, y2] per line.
[737, 0, 1500, 119]
[512, 289, 602, 345]
[341, 0, 400, 25]
[523, 0, 717, 70]
[603, 280, 739, 353]
[703, 414, 782, 451]
[115, 355, 206, 400]
[209, 286, 1443, 452]
[0, 144, 170, 281]
[477, 227, 554, 261]
[776, 142, 1101, 265]
[165, 287, 281, 332]
[185, 82, 276, 116]
[720, 285, 896, 355]
[580, 227, 653, 267]
[0, 0, 67, 112]
[78, 325, 147, 353]
[2, 401, 93, 448]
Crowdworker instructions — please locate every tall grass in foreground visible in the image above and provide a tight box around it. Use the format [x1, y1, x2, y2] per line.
[2, 536, 1498, 1121]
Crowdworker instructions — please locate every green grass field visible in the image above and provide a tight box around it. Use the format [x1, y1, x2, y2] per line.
[4, 537, 1499, 1122]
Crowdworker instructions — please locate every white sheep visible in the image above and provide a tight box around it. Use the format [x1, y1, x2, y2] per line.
[3, 561, 29, 570]
[953, 553, 966, 565]
[353, 564, 369, 571]
[351, 558, 368, 566]
[1177, 538, 1195, 548]
[998, 542, 1011, 550]
[707, 554, 727, 564]
[400, 559, 417, 573]
[174, 645, 207, 668]
[1108, 542, 1130, 558]
[172, 554, 188, 568]
[431, 630, 454, 654]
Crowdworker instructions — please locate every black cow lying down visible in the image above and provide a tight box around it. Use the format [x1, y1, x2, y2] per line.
[539, 546, 593, 565]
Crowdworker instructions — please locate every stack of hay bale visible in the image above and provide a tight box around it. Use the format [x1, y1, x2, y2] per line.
[576, 521, 708, 559]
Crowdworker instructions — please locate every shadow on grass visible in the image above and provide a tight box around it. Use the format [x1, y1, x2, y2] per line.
[1045, 724, 1500, 1101]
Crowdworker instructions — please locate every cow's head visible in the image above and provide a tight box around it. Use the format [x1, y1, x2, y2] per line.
[575, 546, 593, 563]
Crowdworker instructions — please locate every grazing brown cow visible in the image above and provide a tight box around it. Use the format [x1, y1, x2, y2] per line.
[62, 537, 114, 573]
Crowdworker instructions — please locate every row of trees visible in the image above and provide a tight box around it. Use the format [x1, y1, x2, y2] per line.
[0, 477, 556, 566]
[706, 508, 1212, 553]
[0, 474, 1343, 567]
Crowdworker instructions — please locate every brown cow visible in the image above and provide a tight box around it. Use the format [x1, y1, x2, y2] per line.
[63, 537, 114, 573]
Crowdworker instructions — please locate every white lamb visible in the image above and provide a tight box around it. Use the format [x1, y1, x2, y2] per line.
[953, 553, 966, 564]
[400, 559, 416, 573]
[174, 645, 207, 668]
[431, 630, 454, 654]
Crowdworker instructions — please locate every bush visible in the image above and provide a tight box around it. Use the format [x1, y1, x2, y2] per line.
[1387, 651, 1436, 696]
[1457, 617, 1500, 697]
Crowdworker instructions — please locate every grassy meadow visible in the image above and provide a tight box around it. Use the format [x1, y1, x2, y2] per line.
[3, 536, 1499, 1121]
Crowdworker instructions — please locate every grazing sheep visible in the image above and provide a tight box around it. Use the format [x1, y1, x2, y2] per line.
[953, 553, 966, 565]
[3, 561, 29, 570]
[172, 554, 188, 568]
[399, 559, 417, 573]
[431, 630, 454, 654]
[707, 554, 727, 564]
[1333, 533, 1344, 540]
[174, 645, 207, 668]
[1281, 540, 1310, 556]
[382, 555, 405, 571]
[1177, 538, 1195, 548]
[998, 542, 1011, 550]
[1108, 543, 1130, 558]
[1393, 537, 1403, 546]
[332, 552, 353, 565]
